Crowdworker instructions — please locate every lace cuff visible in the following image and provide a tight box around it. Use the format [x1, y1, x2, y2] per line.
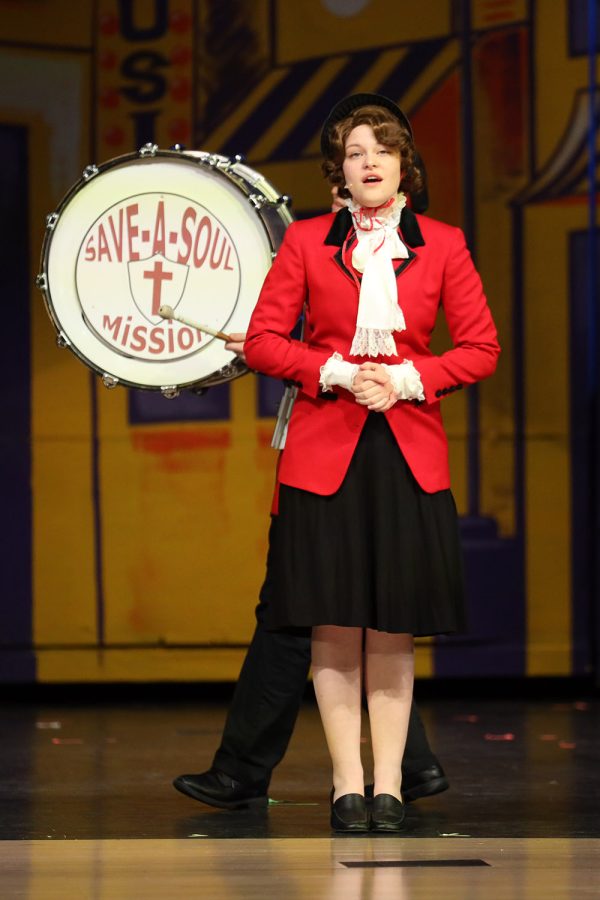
[319, 352, 360, 393]
[382, 360, 425, 402]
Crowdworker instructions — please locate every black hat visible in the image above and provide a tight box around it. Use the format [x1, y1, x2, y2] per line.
[320, 92, 413, 157]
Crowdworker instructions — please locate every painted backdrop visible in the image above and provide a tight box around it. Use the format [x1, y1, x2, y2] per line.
[0, 0, 598, 681]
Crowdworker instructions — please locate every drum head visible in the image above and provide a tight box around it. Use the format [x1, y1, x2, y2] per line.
[39, 151, 291, 391]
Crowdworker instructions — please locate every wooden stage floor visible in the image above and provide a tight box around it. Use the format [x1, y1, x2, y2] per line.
[1, 690, 598, 897]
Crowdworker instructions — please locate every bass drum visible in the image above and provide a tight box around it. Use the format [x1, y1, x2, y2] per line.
[37, 145, 293, 396]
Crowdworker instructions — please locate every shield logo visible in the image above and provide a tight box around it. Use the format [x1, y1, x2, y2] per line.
[128, 254, 189, 324]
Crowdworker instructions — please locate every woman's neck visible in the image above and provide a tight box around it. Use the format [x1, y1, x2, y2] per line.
[359, 197, 396, 217]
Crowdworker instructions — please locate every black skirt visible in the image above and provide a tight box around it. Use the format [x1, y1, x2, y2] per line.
[262, 413, 466, 636]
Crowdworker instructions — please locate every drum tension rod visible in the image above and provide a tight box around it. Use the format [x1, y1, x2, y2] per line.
[249, 193, 292, 210]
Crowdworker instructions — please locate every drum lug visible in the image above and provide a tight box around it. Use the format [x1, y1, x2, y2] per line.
[82, 164, 99, 181]
[35, 272, 47, 290]
[206, 154, 221, 168]
[102, 373, 119, 389]
[216, 362, 241, 380]
[45, 212, 59, 231]
[161, 385, 180, 399]
[249, 193, 266, 210]
[250, 193, 292, 211]
[139, 142, 159, 158]
[56, 332, 71, 349]
[170, 143, 186, 152]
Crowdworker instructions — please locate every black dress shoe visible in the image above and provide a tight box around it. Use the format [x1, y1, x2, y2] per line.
[371, 793, 405, 832]
[330, 793, 369, 832]
[365, 763, 449, 804]
[401, 764, 449, 802]
[173, 768, 269, 810]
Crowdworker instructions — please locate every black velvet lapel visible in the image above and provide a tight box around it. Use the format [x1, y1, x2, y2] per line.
[324, 207, 352, 246]
[399, 206, 425, 248]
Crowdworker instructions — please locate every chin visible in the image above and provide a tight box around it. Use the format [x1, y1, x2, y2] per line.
[355, 193, 389, 208]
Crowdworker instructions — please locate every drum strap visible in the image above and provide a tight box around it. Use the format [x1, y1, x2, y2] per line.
[270, 311, 305, 450]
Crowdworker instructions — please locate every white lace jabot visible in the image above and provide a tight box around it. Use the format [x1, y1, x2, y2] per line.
[346, 193, 409, 357]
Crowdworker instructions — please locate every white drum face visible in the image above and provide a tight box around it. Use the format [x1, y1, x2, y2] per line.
[43, 155, 278, 388]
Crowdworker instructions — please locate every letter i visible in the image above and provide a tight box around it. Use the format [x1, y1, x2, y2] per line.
[121, 316, 132, 345]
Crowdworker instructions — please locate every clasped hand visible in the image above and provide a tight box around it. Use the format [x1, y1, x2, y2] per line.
[351, 362, 398, 412]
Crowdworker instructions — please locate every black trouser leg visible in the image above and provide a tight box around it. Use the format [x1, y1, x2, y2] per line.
[212, 620, 311, 786]
[402, 701, 440, 776]
[212, 518, 311, 786]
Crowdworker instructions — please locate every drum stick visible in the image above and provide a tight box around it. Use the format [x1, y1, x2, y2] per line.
[158, 305, 234, 342]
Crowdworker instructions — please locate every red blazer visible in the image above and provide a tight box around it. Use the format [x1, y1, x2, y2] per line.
[245, 207, 500, 497]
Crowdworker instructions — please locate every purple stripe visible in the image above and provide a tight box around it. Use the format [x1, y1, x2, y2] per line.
[90, 374, 105, 647]
[0, 125, 35, 679]
[569, 233, 596, 674]
[587, 0, 600, 685]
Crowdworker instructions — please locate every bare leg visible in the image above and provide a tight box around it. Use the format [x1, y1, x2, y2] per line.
[365, 630, 414, 800]
[311, 625, 364, 800]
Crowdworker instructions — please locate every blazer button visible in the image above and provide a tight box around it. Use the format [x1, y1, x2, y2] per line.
[435, 389, 442, 398]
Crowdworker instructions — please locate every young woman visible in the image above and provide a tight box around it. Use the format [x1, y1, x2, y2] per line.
[244, 93, 500, 832]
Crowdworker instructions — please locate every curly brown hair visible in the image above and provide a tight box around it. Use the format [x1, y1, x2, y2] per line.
[321, 105, 423, 200]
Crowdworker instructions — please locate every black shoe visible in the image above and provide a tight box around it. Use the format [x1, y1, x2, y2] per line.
[371, 793, 405, 832]
[330, 793, 369, 832]
[173, 768, 269, 810]
[365, 764, 449, 804]
[402, 764, 449, 802]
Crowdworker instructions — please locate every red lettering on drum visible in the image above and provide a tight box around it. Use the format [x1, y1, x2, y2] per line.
[148, 326, 165, 354]
[108, 209, 124, 262]
[209, 228, 226, 269]
[97, 224, 111, 261]
[101, 314, 203, 356]
[81, 198, 238, 275]
[129, 325, 147, 351]
[121, 315, 132, 345]
[152, 200, 166, 256]
[143, 259, 173, 315]
[126, 203, 140, 260]
[193, 215, 211, 267]
[178, 327, 194, 350]
[103, 315, 121, 339]
[177, 206, 196, 264]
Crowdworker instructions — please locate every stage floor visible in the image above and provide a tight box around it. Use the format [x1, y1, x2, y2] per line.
[1, 691, 598, 897]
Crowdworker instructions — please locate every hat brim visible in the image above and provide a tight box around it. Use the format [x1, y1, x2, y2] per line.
[320, 93, 413, 157]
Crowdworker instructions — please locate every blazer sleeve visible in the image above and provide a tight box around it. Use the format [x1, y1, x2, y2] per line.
[416, 226, 500, 404]
[244, 222, 333, 399]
